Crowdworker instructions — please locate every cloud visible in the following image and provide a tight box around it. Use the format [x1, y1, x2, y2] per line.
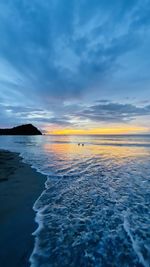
[33, 117, 73, 126]
[77, 102, 150, 123]
[0, 103, 74, 127]
[0, 0, 150, 128]
[0, 0, 150, 105]
[1, 100, 150, 128]
[5, 105, 43, 114]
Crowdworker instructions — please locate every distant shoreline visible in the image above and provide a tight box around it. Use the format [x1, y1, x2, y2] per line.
[0, 150, 46, 267]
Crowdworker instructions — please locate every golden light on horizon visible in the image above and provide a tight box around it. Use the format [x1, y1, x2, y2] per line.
[46, 125, 147, 135]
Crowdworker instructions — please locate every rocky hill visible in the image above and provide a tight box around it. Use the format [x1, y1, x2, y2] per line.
[0, 124, 42, 135]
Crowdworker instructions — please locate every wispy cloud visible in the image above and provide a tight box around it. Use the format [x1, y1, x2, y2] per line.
[77, 102, 150, 123]
[0, 0, 150, 128]
[1, 101, 150, 129]
[0, 0, 150, 99]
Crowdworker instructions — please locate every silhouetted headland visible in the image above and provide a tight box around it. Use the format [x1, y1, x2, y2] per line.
[0, 124, 42, 135]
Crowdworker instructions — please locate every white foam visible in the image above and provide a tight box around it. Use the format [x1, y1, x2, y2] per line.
[17, 152, 51, 267]
[123, 212, 149, 267]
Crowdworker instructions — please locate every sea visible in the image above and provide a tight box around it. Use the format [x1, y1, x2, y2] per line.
[0, 135, 150, 267]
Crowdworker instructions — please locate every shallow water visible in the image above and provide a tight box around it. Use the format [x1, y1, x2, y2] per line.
[0, 135, 150, 267]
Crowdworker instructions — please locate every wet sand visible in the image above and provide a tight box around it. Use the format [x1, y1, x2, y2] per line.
[0, 150, 46, 267]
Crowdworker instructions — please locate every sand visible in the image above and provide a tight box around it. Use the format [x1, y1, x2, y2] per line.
[0, 150, 46, 267]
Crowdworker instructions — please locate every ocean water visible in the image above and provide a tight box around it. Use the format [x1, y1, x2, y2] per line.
[0, 135, 150, 267]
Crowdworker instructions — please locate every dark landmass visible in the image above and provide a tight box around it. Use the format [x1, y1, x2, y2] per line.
[0, 124, 42, 135]
[0, 150, 46, 267]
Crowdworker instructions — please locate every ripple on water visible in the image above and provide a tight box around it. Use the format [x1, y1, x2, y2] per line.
[0, 136, 149, 267]
[30, 155, 150, 267]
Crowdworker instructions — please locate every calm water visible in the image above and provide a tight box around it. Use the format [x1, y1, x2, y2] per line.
[0, 135, 150, 267]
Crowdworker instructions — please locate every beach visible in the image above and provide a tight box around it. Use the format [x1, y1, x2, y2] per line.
[0, 150, 46, 267]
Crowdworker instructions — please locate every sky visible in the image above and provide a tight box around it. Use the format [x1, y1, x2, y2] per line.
[0, 0, 150, 134]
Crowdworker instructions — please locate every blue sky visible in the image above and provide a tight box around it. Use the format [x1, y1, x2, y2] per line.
[0, 0, 150, 133]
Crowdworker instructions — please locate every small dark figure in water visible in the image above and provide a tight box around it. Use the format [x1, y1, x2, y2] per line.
[78, 143, 80, 146]
[82, 144, 84, 146]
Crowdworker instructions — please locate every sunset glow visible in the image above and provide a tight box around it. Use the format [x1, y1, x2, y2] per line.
[47, 126, 147, 135]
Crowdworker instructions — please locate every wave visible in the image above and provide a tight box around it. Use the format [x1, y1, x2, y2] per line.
[123, 212, 150, 267]
[0, 136, 150, 266]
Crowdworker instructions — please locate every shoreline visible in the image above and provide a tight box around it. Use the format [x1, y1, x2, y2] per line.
[0, 150, 46, 267]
